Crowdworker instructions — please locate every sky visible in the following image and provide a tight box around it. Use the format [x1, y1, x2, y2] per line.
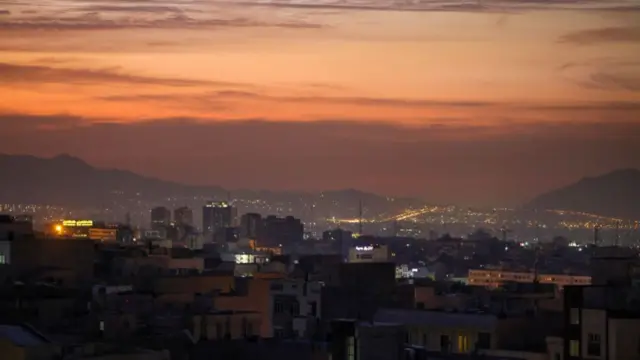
[0, 0, 639, 206]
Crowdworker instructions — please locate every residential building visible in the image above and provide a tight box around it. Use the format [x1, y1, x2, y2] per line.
[563, 284, 640, 360]
[203, 201, 236, 241]
[468, 269, 591, 289]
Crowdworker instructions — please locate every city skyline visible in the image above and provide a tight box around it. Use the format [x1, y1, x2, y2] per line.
[1, 0, 639, 206]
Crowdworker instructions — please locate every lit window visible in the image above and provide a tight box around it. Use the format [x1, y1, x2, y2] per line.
[569, 340, 580, 357]
[458, 334, 470, 353]
[0, 253, 6, 264]
[570, 308, 580, 325]
[347, 336, 355, 360]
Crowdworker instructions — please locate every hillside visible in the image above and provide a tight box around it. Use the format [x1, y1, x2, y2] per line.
[527, 168, 640, 220]
[0, 153, 225, 206]
[0, 154, 410, 214]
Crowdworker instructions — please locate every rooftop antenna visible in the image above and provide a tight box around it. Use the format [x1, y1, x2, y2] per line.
[594, 225, 600, 246]
[358, 200, 363, 235]
[615, 221, 621, 246]
[227, 191, 231, 203]
[533, 245, 541, 286]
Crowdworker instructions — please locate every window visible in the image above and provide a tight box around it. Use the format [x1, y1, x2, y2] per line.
[291, 301, 300, 316]
[569, 340, 580, 357]
[477, 332, 491, 349]
[224, 318, 231, 339]
[458, 334, 470, 353]
[309, 301, 317, 317]
[347, 336, 355, 360]
[440, 335, 450, 352]
[274, 302, 285, 314]
[570, 308, 580, 325]
[0, 253, 6, 264]
[246, 322, 253, 337]
[587, 333, 601, 356]
[216, 323, 223, 339]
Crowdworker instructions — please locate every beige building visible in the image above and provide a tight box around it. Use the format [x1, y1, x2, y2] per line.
[468, 269, 591, 288]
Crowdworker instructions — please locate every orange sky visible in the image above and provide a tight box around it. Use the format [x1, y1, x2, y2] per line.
[0, 0, 639, 205]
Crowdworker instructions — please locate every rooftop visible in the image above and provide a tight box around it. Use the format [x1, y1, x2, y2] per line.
[0, 324, 51, 347]
[374, 308, 499, 329]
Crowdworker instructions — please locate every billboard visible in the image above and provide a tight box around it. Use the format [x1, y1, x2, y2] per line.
[89, 228, 117, 241]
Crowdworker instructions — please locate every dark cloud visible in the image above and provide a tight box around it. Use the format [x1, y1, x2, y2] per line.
[77, 5, 185, 14]
[0, 9, 10, 15]
[559, 26, 640, 44]
[99, 90, 495, 110]
[98, 90, 640, 114]
[582, 72, 640, 92]
[0, 62, 246, 88]
[0, 113, 638, 206]
[0, 12, 324, 31]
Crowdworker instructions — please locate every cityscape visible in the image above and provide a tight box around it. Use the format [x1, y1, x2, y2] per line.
[1, 0, 640, 360]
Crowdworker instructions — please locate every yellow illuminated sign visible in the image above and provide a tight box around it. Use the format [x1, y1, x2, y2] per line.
[62, 220, 94, 227]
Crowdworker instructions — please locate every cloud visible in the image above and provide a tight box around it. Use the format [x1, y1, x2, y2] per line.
[559, 26, 640, 44]
[584, 72, 640, 92]
[559, 59, 640, 93]
[0, 9, 10, 15]
[0, 113, 638, 206]
[0, 11, 324, 31]
[98, 89, 640, 113]
[99, 90, 495, 110]
[0, 62, 246, 88]
[76, 5, 186, 14]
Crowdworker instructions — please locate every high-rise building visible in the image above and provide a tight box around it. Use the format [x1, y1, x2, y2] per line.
[174, 206, 194, 227]
[240, 213, 262, 239]
[202, 201, 236, 239]
[150, 206, 171, 230]
[261, 215, 303, 247]
[323, 228, 353, 257]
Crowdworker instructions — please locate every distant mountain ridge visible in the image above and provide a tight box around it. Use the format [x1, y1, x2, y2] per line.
[527, 168, 640, 220]
[0, 153, 412, 211]
[0, 153, 225, 206]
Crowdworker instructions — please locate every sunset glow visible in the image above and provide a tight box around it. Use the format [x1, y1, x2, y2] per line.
[1, 0, 639, 205]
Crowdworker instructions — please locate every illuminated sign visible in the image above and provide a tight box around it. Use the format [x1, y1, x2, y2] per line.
[62, 220, 94, 227]
[355, 246, 374, 251]
[205, 201, 229, 208]
[235, 254, 255, 264]
[89, 228, 117, 241]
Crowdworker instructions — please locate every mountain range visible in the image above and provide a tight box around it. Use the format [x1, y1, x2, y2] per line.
[527, 168, 640, 220]
[0, 154, 417, 215]
[0, 153, 639, 220]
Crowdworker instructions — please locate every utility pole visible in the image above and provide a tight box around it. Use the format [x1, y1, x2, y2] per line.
[358, 200, 363, 235]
